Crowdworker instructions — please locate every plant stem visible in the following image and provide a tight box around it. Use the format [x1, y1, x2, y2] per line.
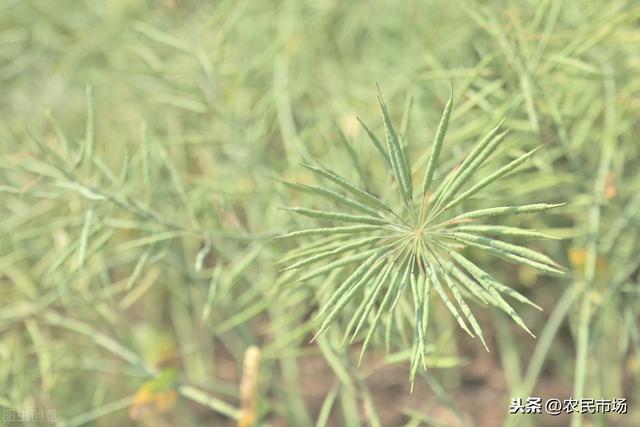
[571, 64, 616, 427]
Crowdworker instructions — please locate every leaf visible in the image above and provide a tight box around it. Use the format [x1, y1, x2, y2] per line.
[388, 255, 413, 313]
[283, 181, 380, 217]
[315, 255, 387, 337]
[76, 209, 94, 270]
[359, 255, 409, 364]
[400, 91, 414, 137]
[433, 120, 508, 209]
[281, 236, 382, 271]
[337, 126, 368, 188]
[410, 272, 433, 387]
[296, 247, 382, 283]
[347, 261, 399, 341]
[455, 225, 560, 240]
[442, 271, 487, 350]
[345, 262, 394, 342]
[421, 84, 453, 197]
[486, 280, 542, 311]
[357, 117, 391, 167]
[428, 264, 474, 337]
[55, 181, 107, 201]
[284, 207, 388, 225]
[448, 203, 564, 223]
[276, 225, 380, 239]
[449, 251, 535, 337]
[194, 239, 212, 272]
[202, 265, 222, 321]
[453, 232, 562, 269]
[45, 110, 71, 157]
[440, 258, 492, 305]
[279, 235, 350, 262]
[441, 146, 541, 212]
[301, 164, 391, 212]
[453, 233, 564, 275]
[409, 273, 426, 386]
[280, 238, 355, 266]
[377, 87, 413, 202]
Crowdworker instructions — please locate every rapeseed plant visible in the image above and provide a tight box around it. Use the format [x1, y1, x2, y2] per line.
[281, 86, 564, 384]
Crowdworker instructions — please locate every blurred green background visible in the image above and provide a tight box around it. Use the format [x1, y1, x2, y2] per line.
[1, 0, 639, 426]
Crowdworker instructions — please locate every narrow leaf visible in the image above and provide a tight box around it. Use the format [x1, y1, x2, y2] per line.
[76, 209, 94, 270]
[359, 253, 410, 364]
[377, 88, 413, 201]
[428, 264, 474, 337]
[301, 164, 391, 212]
[453, 233, 564, 275]
[453, 232, 562, 269]
[276, 225, 380, 239]
[337, 126, 368, 188]
[449, 251, 536, 336]
[280, 237, 357, 265]
[351, 262, 400, 341]
[283, 181, 380, 217]
[421, 85, 453, 196]
[448, 203, 564, 223]
[202, 265, 222, 320]
[434, 123, 508, 209]
[345, 262, 394, 341]
[282, 236, 382, 271]
[455, 225, 560, 240]
[285, 207, 388, 226]
[357, 117, 391, 167]
[320, 257, 385, 332]
[442, 146, 541, 211]
[297, 247, 382, 283]
[442, 271, 488, 350]
[440, 258, 491, 305]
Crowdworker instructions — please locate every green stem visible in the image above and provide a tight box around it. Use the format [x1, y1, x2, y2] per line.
[571, 64, 616, 427]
